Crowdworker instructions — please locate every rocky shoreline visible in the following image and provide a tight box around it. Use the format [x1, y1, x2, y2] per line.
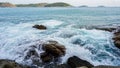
[0, 24, 120, 68]
[95, 25, 120, 49]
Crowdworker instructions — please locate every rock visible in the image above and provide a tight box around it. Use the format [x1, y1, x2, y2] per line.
[92, 65, 120, 68]
[95, 27, 116, 32]
[41, 40, 66, 63]
[112, 35, 120, 41]
[33, 24, 47, 30]
[114, 41, 120, 49]
[77, 66, 88, 68]
[40, 52, 53, 63]
[0, 59, 30, 68]
[55, 64, 71, 68]
[43, 41, 66, 57]
[114, 31, 120, 36]
[112, 27, 120, 49]
[67, 56, 94, 68]
[25, 49, 38, 59]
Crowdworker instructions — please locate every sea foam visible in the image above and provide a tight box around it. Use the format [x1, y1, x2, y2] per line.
[0, 20, 120, 66]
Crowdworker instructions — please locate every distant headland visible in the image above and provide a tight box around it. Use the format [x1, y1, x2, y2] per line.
[0, 2, 72, 7]
[0, 2, 16, 7]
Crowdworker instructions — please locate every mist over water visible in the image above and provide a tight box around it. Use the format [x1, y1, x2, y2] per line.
[0, 7, 120, 66]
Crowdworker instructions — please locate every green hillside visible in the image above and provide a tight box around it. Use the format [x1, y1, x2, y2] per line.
[0, 2, 16, 7]
[16, 3, 48, 7]
[0, 2, 72, 7]
[45, 2, 72, 7]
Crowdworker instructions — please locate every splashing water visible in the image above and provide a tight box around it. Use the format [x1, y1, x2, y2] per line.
[0, 19, 120, 66]
[0, 8, 120, 66]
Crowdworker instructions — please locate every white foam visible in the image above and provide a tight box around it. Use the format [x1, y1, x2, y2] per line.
[0, 20, 120, 66]
[41, 20, 63, 28]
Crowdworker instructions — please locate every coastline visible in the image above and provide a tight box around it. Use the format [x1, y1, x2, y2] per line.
[0, 7, 120, 68]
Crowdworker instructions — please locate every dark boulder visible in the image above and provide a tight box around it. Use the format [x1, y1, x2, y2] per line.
[112, 27, 120, 49]
[93, 65, 120, 68]
[67, 56, 94, 68]
[0, 59, 30, 68]
[112, 35, 120, 41]
[40, 40, 66, 63]
[33, 24, 47, 30]
[25, 49, 38, 59]
[114, 41, 120, 49]
[54, 64, 71, 68]
[42, 41, 66, 57]
[95, 27, 116, 32]
[40, 52, 53, 63]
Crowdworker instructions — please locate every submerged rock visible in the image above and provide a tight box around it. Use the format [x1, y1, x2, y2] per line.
[0, 59, 30, 68]
[67, 56, 94, 68]
[33, 24, 47, 30]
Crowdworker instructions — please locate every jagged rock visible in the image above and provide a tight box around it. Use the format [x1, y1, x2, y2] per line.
[112, 35, 120, 41]
[43, 41, 66, 57]
[41, 40, 66, 63]
[67, 56, 94, 68]
[114, 41, 120, 49]
[25, 48, 38, 59]
[33, 24, 47, 30]
[95, 27, 116, 32]
[112, 27, 120, 49]
[40, 52, 53, 63]
[0, 59, 30, 68]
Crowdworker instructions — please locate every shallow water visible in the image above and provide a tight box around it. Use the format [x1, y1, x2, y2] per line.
[0, 7, 120, 66]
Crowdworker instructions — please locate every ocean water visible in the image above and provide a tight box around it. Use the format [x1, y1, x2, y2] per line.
[0, 7, 120, 66]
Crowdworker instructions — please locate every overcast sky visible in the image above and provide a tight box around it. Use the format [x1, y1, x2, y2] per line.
[0, 0, 120, 7]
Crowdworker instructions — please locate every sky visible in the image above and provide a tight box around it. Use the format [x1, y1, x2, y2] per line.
[0, 0, 120, 7]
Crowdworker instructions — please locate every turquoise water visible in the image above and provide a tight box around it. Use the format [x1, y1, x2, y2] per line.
[0, 7, 120, 66]
[0, 7, 120, 26]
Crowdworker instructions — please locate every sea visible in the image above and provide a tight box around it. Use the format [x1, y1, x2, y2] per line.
[0, 7, 120, 66]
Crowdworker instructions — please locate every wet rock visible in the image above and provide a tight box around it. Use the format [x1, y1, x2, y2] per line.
[41, 40, 66, 63]
[95, 27, 116, 32]
[24, 47, 42, 66]
[77, 66, 88, 68]
[33, 24, 47, 30]
[44, 63, 70, 68]
[114, 41, 120, 49]
[43, 41, 66, 57]
[92, 65, 120, 68]
[112, 35, 120, 41]
[67, 56, 94, 68]
[25, 49, 38, 59]
[55, 64, 71, 68]
[113, 27, 120, 49]
[40, 52, 53, 63]
[0, 59, 30, 68]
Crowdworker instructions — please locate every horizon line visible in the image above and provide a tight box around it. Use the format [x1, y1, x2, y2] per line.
[0, 1, 120, 7]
